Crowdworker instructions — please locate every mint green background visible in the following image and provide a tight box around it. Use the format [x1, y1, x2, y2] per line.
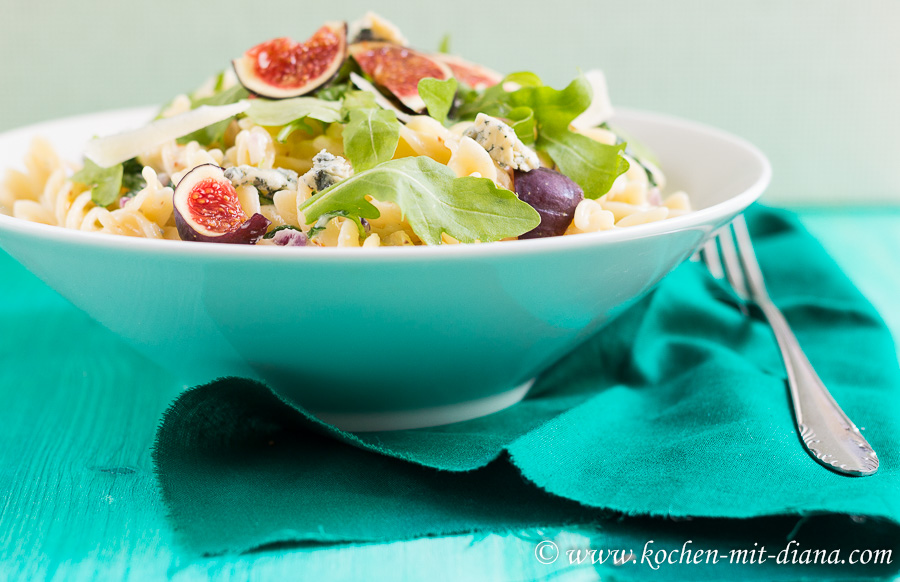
[3, 0, 899, 204]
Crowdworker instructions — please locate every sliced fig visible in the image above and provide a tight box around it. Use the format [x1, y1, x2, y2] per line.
[348, 42, 453, 112]
[513, 168, 584, 239]
[433, 54, 502, 91]
[174, 164, 270, 244]
[233, 22, 347, 99]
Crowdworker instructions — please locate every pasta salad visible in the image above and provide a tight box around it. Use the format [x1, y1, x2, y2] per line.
[0, 13, 691, 247]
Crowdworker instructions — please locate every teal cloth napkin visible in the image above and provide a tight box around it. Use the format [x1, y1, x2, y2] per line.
[152, 206, 900, 578]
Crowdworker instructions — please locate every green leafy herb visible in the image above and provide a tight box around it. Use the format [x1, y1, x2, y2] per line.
[456, 71, 543, 119]
[343, 109, 401, 172]
[613, 125, 660, 187]
[317, 58, 362, 101]
[509, 77, 628, 197]
[613, 125, 660, 166]
[540, 127, 628, 199]
[340, 90, 400, 172]
[316, 81, 353, 102]
[642, 161, 659, 187]
[177, 83, 249, 146]
[246, 97, 342, 127]
[307, 210, 367, 240]
[418, 77, 458, 125]
[505, 107, 536, 145]
[460, 74, 628, 198]
[300, 157, 540, 245]
[438, 34, 451, 54]
[71, 158, 124, 207]
[213, 71, 228, 92]
[506, 76, 591, 131]
[276, 118, 317, 143]
[120, 158, 147, 196]
[503, 71, 544, 88]
[196, 81, 249, 107]
[263, 225, 305, 239]
[341, 90, 378, 112]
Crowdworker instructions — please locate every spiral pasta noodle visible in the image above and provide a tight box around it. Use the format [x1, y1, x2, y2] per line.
[1, 52, 691, 245]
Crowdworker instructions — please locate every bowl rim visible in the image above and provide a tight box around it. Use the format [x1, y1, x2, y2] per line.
[0, 106, 771, 262]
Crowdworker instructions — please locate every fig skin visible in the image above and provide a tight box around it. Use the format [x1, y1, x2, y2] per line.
[233, 22, 348, 99]
[432, 53, 502, 91]
[348, 41, 452, 112]
[513, 168, 584, 239]
[175, 209, 270, 244]
[173, 163, 271, 244]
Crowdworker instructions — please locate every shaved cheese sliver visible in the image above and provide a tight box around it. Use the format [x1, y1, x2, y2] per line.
[571, 70, 614, 130]
[349, 72, 411, 123]
[83, 101, 250, 167]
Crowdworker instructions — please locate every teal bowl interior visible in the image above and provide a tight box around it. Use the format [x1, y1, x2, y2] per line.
[0, 108, 770, 430]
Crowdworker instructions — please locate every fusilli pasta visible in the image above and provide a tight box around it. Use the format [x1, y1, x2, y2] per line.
[0, 15, 691, 246]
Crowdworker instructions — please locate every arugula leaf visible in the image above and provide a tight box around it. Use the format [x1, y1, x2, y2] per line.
[246, 97, 342, 127]
[276, 118, 318, 143]
[540, 127, 628, 199]
[506, 77, 628, 197]
[343, 109, 400, 172]
[456, 71, 543, 119]
[263, 225, 305, 239]
[317, 58, 361, 102]
[438, 34, 451, 54]
[120, 158, 147, 196]
[316, 82, 352, 102]
[507, 76, 591, 130]
[502, 71, 544, 88]
[533, 84, 627, 196]
[462, 74, 628, 198]
[194, 83, 250, 108]
[340, 90, 400, 172]
[212, 71, 228, 92]
[418, 78, 458, 125]
[177, 83, 249, 146]
[341, 90, 378, 112]
[71, 158, 124, 207]
[505, 107, 536, 145]
[300, 157, 540, 245]
[612, 125, 660, 168]
[307, 210, 367, 240]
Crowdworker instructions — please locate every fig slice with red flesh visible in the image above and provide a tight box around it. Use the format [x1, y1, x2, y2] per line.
[233, 22, 347, 99]
[348, 42, 453, 113]
[432, 54, 502, 91]
[174, 164, 271, 244]
[513, 167, 584, 239]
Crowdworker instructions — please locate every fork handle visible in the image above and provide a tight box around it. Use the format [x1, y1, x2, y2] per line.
[757, 301, 879, 476]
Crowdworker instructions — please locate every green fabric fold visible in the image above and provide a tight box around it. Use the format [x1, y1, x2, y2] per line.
[152, 206, 900, 578]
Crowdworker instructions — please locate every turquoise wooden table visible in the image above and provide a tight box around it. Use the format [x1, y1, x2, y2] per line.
[0, 207, 898, 581]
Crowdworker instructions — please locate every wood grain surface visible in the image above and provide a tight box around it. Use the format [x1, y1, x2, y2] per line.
[0, 209, 897, 581]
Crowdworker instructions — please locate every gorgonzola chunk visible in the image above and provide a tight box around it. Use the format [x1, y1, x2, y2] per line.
[223, 166, 299, 196]
[302, 150, 354, 192]
[463, 113, 540, 172]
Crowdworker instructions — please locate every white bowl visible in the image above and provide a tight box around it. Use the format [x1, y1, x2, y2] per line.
[0, 107, 770, 431]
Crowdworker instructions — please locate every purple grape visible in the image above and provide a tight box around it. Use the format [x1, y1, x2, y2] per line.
[513, 168, 584, 238]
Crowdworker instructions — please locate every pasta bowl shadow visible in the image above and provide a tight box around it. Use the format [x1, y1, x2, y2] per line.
[0, 108, 770, 431]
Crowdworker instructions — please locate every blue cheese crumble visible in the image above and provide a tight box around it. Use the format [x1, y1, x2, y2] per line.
[463, 113, 540, 172]
[302, 150, 354, 192]
[223, 166, 299, 196]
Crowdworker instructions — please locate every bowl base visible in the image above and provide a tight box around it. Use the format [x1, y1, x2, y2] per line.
[309, 379, 535, 432]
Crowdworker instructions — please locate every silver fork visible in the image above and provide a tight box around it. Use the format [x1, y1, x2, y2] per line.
[700, 214, 879, 477]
